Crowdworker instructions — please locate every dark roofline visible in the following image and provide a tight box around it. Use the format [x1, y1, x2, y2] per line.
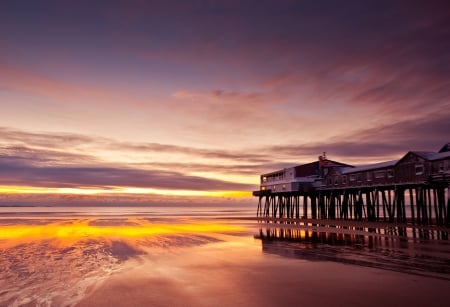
[396, 151, 433, 164]
[259, 143, 450, 177]
[439, 143, 450, 153]
[341, 159, 397, 174]
[321, 159, 353, 168]
[260, 159, 352, 177]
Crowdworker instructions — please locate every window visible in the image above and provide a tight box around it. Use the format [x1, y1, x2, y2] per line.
[350, 174, 356, 181]
[342, 175, 347, 185]
[387, 169, 394, 178]
[375, 171, 385, 179]
[328, 178, 332, 185]
[261, 186, 266, 190]
[262, 176, 267, 183]
[334, 176, 338, 185]
[357, 174, 362, 183]
[282, 184, 286, 190]
[439, 163, 444, 173]
[415, 164, 424, 175]
[367, 172, 372, 181]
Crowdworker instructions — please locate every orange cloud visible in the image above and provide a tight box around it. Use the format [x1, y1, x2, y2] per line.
[0, 64, 146, 106]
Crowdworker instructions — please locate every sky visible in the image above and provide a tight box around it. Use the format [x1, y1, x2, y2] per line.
[0, 0, 449, 206]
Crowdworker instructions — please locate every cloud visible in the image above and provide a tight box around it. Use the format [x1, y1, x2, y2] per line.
[0, 127, 100, 149]
[266, 111, 450, 163]
[0, 127, 296, 188]
[0, 127, 267, 189]
[1, 1, 449, 185]
[132, 161, 293, 177]
[0, 64, 147, 106]
[0, 126, 271, 164]
[345, 111, 450, 150]
[0, 145, 101, 166]
[173, 89, 264, 106]
[2, 117, 448, 187]
[0, 153, 254, 191]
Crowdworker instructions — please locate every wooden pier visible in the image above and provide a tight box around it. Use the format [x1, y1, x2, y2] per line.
[255, 182, 450, 226]
[253, 145, 450, 227]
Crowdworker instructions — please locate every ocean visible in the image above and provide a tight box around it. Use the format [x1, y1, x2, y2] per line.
[0, 205, 449, 307]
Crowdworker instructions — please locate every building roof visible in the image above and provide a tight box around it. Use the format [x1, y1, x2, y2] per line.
[428, 151, 450, 161]
[439, 143, 450, 153]
[341, 160, 397, 174]
[410, 151, 436, 160]
[294, 159, 352, 177]
[258, 143, 450, 179]
[396, 150, 450, 163]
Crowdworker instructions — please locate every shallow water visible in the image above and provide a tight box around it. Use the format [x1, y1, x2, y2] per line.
[0, 206, 449, 306]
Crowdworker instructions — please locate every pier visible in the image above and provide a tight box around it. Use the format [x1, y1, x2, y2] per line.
[253, 144, 450, 226]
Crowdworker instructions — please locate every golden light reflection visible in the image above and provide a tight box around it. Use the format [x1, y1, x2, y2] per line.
[0, 219, 245, 248]
[0, 185, 252, 198]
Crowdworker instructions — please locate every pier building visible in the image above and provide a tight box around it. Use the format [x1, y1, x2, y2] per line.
[253, 144, 450, 226]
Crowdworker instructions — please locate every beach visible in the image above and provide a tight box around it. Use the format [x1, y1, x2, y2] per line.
[0, 206, 449, 307]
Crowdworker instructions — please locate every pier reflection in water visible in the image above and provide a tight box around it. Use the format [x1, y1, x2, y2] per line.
[255, 224, 450, 281]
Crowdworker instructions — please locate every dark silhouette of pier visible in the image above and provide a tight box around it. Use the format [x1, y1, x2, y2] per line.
[254, 144, 450, 226]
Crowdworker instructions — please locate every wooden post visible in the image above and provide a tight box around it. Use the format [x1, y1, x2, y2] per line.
[292, 195, 296, 219]
[303, 195, 308, 219]
[382, 190, 387, 222]
[352, 192, 358, 220]
[319, 193, 326, 219]
[266, 196, 271, 217]
[409, 188, 415, 224]
[391, 188, 397, 222]
[278, 195, 284, 218]
[422, 187, 428, 224]
[373, 189, 380, 221]
[329, 193, 336, 219]
[356, 190, 363, 220]
[447, 185, 450, 225]
[438, 187, 445, 225]
[311, 194, 317, 219]
[415, 187, 421, 224]
[401, 188, 406, 223]
[433, 188, 439, 225]
[427, 188, 432, 224]
[396, 188, 405, 223]
[437, 187, 444, 225]
[272, 195, 276, 218]
[366, 191, 374, 221]
[342, 190, 348, 219]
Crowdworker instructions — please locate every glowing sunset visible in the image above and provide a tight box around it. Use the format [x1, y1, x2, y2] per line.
[1, 1, 449, 306]
[1, 0, 449, 206]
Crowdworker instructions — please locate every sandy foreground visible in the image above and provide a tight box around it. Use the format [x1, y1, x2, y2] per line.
[1, 217, 449, 307]
[76, 235, 450, 307]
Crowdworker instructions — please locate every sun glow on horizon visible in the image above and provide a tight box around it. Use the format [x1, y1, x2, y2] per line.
[0, 185, 252, 198]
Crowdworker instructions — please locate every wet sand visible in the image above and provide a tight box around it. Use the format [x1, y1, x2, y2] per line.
[77, 236, 449, 307]
[0, 211, 449, 306]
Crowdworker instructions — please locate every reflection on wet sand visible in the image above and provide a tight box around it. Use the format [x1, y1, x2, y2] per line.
[0, 218, 244, 306]
[2, 214, 450, 307]
[255, 225, 450, 280]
